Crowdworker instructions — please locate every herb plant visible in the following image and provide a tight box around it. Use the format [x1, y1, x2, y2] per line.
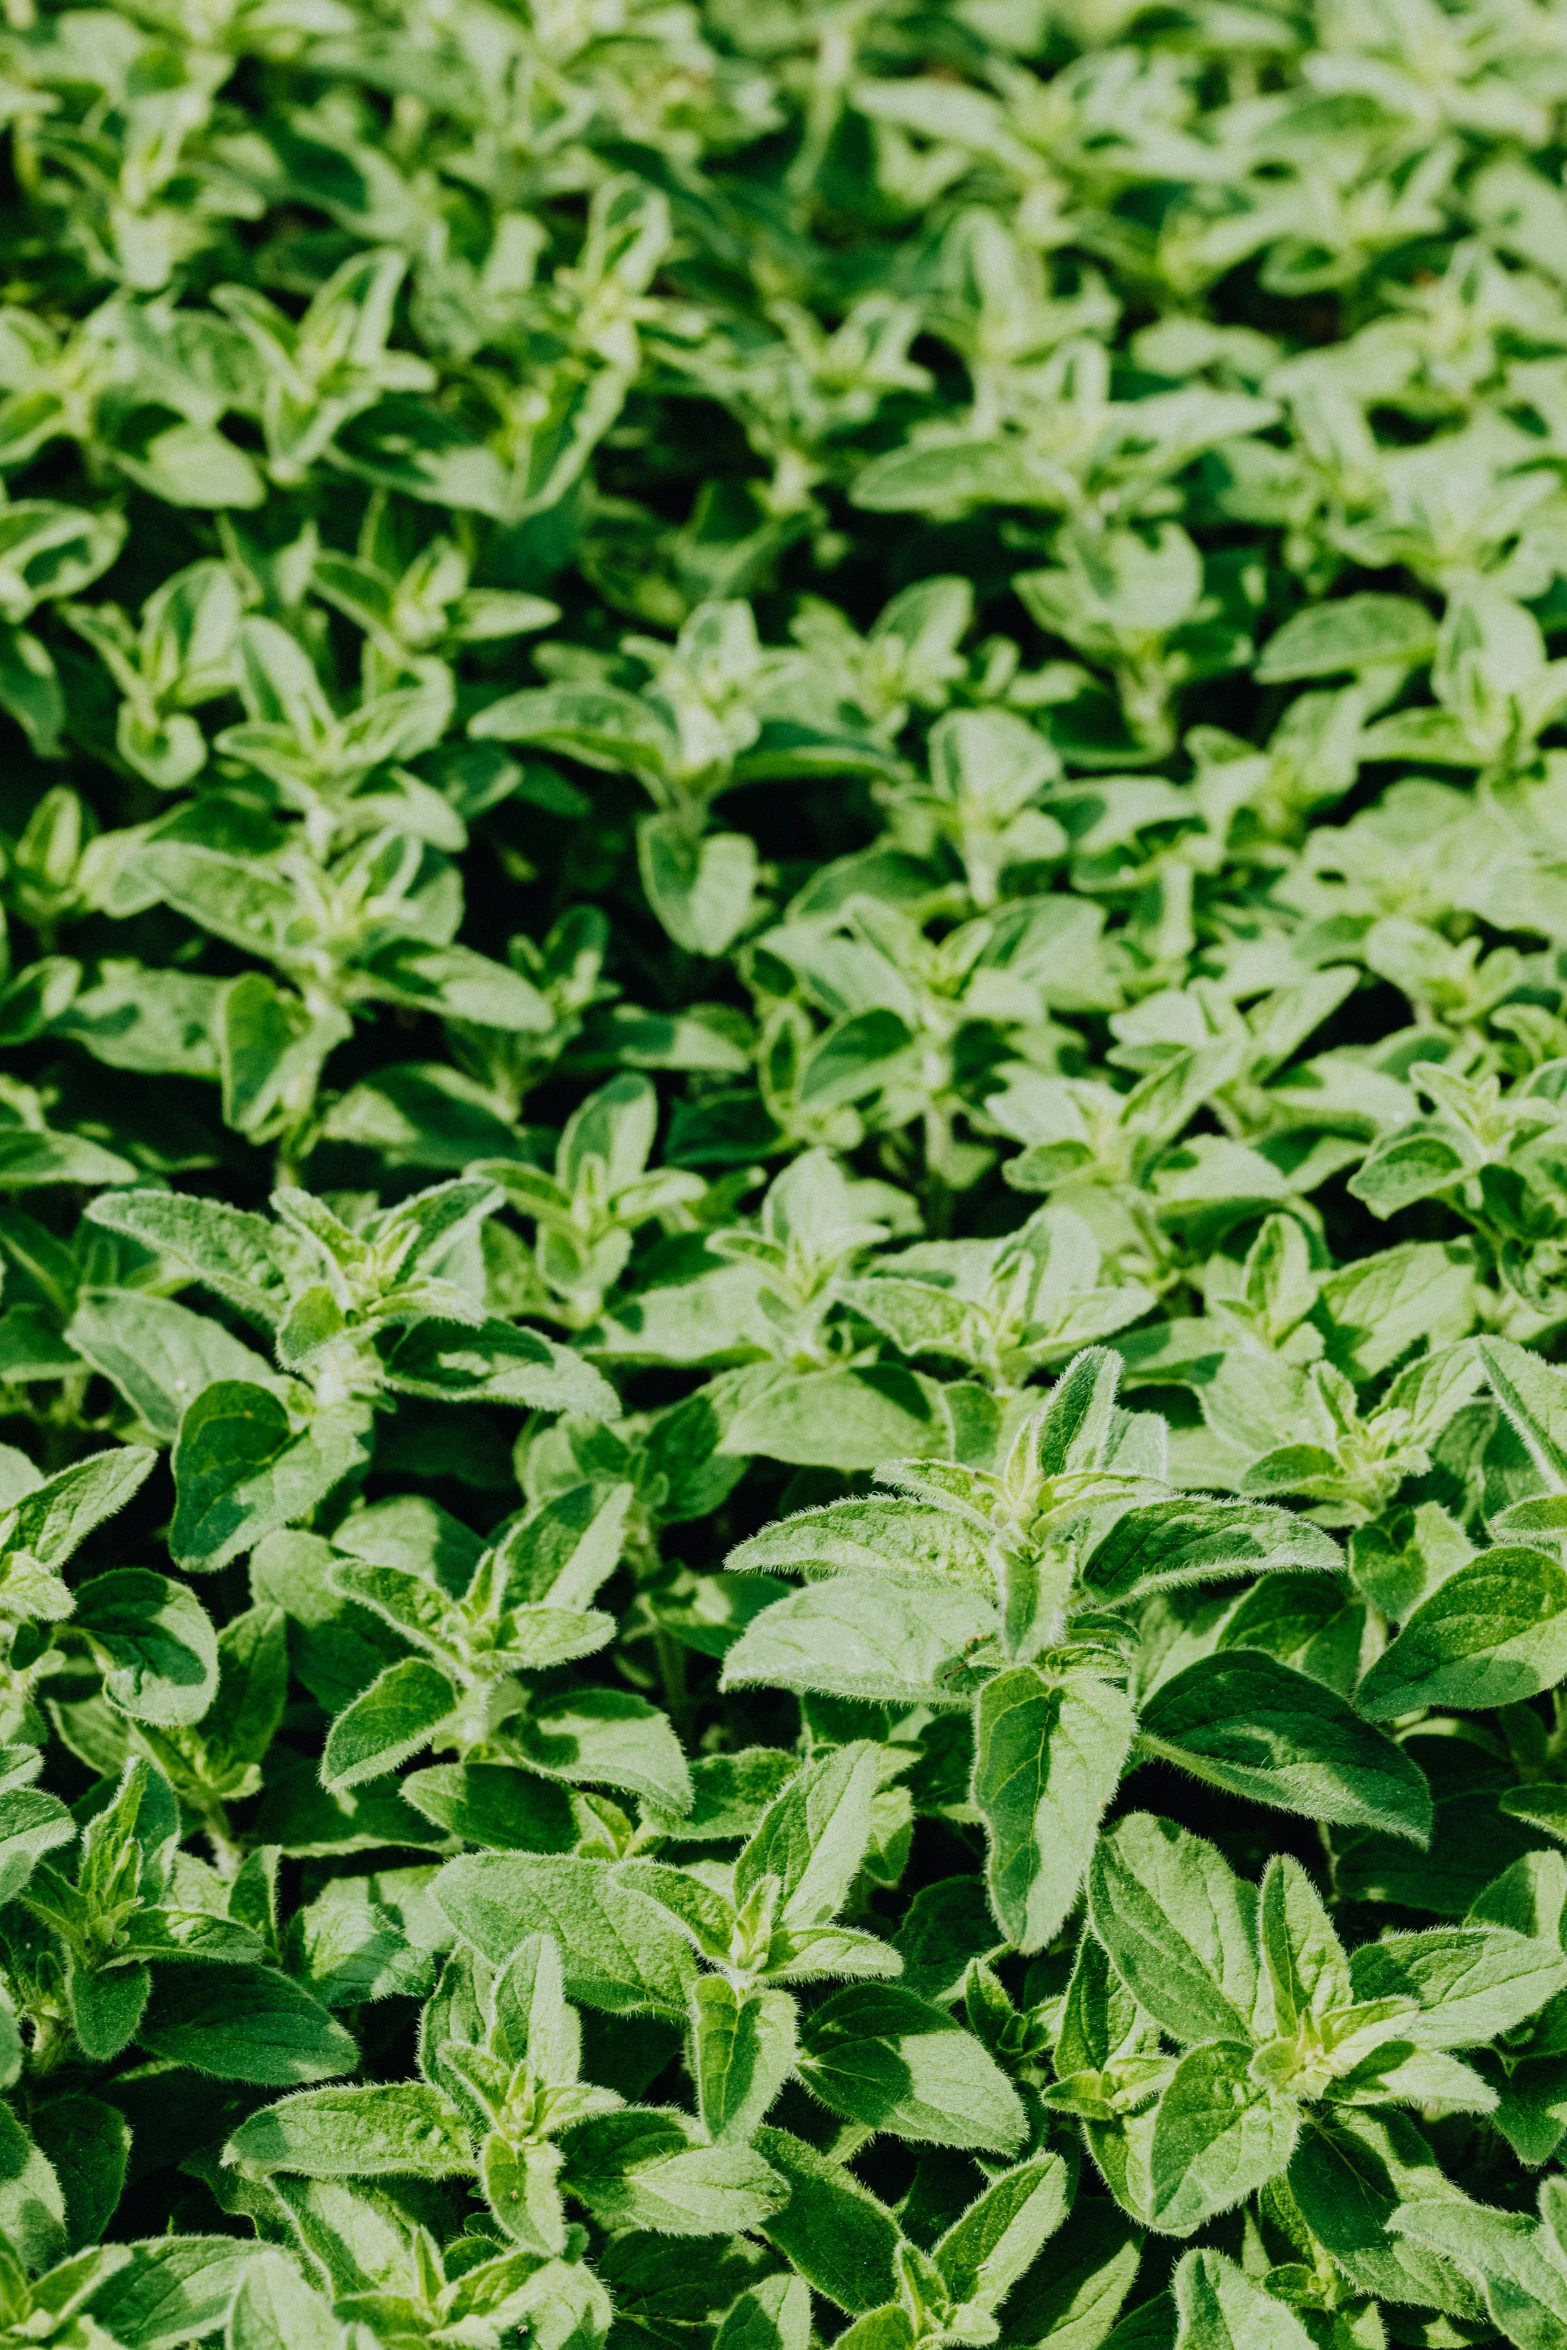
[3, 0, 1567, 2337]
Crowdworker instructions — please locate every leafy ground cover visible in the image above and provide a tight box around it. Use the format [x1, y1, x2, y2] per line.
[5, 0, 1567, 2338]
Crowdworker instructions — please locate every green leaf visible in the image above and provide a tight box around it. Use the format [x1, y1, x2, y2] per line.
[796, 1982, 1026, 2152]
[1391, 2196, 1567, 2350]
[67, 1293, 271, 1443]
[1003, 2198, 1142, 2350]
[1081, 1499, 1341, 1599]
[752, 2127, 903, 2312]
[1349, 1928, 1567, 2047]
[0, 622, 63, 756]
[0, 1127, 136, 1190]
[643, 1749, 800, 1844]
[1146, 2043, 1298, 2233]
[137, 1967, 358, 2085]
[74, 1571, 218, 1727]
[1215, 1572, 1364, 1695]
[0, 2102, 65, 2271]
[380, 1320, 615, 1418]
[470, 683, 674, 775]
[638, 818, 758, 957]
[723, 1580, 997, 1704]
[482, 2135, 566, 2255]
[86, 2240, 271, 2350]
[401, 1764, 576, 1852]
[1256, 1854, 1350, 2035]
[713, 2277, 811, 2350]
[1173, 2250, 1316, 2350]
[1358, 1546, 1567, 1716]
[218, 976, 349, 1143]
[510, 1687, 692, 1815]
[1480, 1341, 1567, 1489]
[68, 1961, 150, 2064]
[719, 1366, 950, 1471]
[1287, 2109, 1485, 2315]
[852, 439, 1059, 514]
[225, 2252, 342, 2350]
[1349, 1127, 1472, 1219]
[32, 2096, 129, 2254]
[85, 1194, 295, 1327]
[0, 1785, 77, 1905]
[1256, 595, 1438, 681]
[360, 942, 553, 1032]
[691, 1979, 797, 2143]
[8, 1445, 157, 1572]
[434, 1855, 699, 2016]
[933, 2154, 1072, 2313]
[322, 1658, 458, 1791]
[1089, 1814, 1258, 2045]
[1137, 1651, 1431, 1842]
[171, 1384, 370, 1573]
[973, 1666, 1135, 1953]
[733, 1741, 882, 1927]
[223, 2083, 473, 2178]
[1503, 1787, 1567, 1846]
[562, 2109, 785, 2235]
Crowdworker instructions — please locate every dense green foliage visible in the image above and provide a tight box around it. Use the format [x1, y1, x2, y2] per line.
[6, 0, 1567, 2338]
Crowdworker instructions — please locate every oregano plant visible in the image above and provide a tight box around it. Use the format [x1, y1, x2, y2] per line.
[4, 0, 1567, 2331]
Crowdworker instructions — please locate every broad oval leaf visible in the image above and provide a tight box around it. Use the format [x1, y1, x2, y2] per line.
[1089, 1813, 1258, 2046]
[434, 1854, 700, 2017]
[1358, 1547, 1567, 1717]
[74, 1571, 219, 1728]
[974, 1665, 1135, 1954]
[722, 1579, 998, 1705]
[138, 1965, 358, 2085]
[1081, 1497, 1341, 1599]
[224, 2082, 472, 2178]
[796, 1982, 1026, 2153]
[1138, 1650, 1432, 1843]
